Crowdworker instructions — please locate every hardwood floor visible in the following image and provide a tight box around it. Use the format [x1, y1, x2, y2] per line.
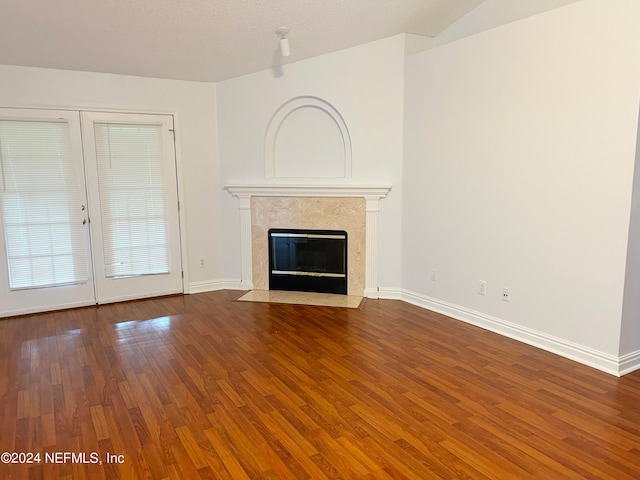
[1, 290, 640, 479]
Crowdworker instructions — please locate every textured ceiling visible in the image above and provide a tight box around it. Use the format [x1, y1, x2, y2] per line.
[0, 0, 483, 82]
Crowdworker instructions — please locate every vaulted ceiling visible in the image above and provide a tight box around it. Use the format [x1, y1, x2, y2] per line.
[0, 0, 483, 82]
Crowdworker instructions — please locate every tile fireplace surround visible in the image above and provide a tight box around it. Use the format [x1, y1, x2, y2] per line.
[225, 184, 391, 298]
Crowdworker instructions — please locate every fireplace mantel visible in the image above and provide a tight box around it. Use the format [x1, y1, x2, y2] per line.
[225, 183, 391, 298]
[225, 184, 391, 199]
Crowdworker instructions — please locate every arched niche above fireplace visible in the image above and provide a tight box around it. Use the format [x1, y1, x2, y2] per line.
[264, 96, 352, 179]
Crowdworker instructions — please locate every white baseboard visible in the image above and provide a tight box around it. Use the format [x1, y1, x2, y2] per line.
[398, 288, 622, 377]
[363, 287, 380, 299]
[187, 279, 249, 294]
[378, 287, 404, 300]
[619, 350, 640, 376]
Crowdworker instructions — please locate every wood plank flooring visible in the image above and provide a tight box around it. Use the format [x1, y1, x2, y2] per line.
[1, 290, 640, 479]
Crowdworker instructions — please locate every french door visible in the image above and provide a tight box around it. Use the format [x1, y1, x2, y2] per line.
[0, 109, 94, 316]
[0, 108, 183, 317]
[81, 112, 183, 304]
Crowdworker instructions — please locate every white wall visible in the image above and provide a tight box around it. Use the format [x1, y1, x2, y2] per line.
[216, 35, 407, 289]
[434, 0, 583, 46]
[403, 0, 640, 365]
[621, 107, 640, 362]
[0, 65, 224, 290]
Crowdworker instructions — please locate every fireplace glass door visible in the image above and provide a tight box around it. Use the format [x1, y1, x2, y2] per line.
[269, 229, 347, 294]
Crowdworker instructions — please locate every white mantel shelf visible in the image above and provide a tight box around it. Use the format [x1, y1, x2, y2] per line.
[225, 183, 392, 299]
[225, 184, 391, 199]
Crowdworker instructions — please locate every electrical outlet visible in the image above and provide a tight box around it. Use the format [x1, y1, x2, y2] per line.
[199, 256, 206, 268]
[502, 287, 510, 302]
[431, 268, 438, 281]
[479, 280, 487, 296]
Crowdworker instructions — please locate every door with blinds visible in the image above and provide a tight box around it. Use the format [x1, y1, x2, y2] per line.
[0, 109, 95, 316]
[0, 109, 183, 317]
[81, 112, 183, 304]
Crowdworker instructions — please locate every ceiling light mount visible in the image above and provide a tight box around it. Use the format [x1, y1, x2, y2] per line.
[276, 27, 291, 57]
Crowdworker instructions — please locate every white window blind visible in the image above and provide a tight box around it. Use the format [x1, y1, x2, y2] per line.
[93, 123, 170, 278]
[0, 120, 89, 290]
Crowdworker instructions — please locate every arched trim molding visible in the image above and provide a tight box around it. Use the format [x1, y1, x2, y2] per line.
[264, 96, 352, 178]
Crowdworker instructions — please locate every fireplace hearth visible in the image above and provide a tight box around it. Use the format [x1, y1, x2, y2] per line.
[269, 228, 347, 295]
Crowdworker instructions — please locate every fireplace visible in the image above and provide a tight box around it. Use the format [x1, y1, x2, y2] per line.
[269, 228, 347, 294]
[224, 184, 391, 298]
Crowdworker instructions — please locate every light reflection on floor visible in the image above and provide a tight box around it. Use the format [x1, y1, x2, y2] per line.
[236, 290, 363, 309]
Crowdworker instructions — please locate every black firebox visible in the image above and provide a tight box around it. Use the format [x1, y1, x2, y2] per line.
[268, 228, 347, 295]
